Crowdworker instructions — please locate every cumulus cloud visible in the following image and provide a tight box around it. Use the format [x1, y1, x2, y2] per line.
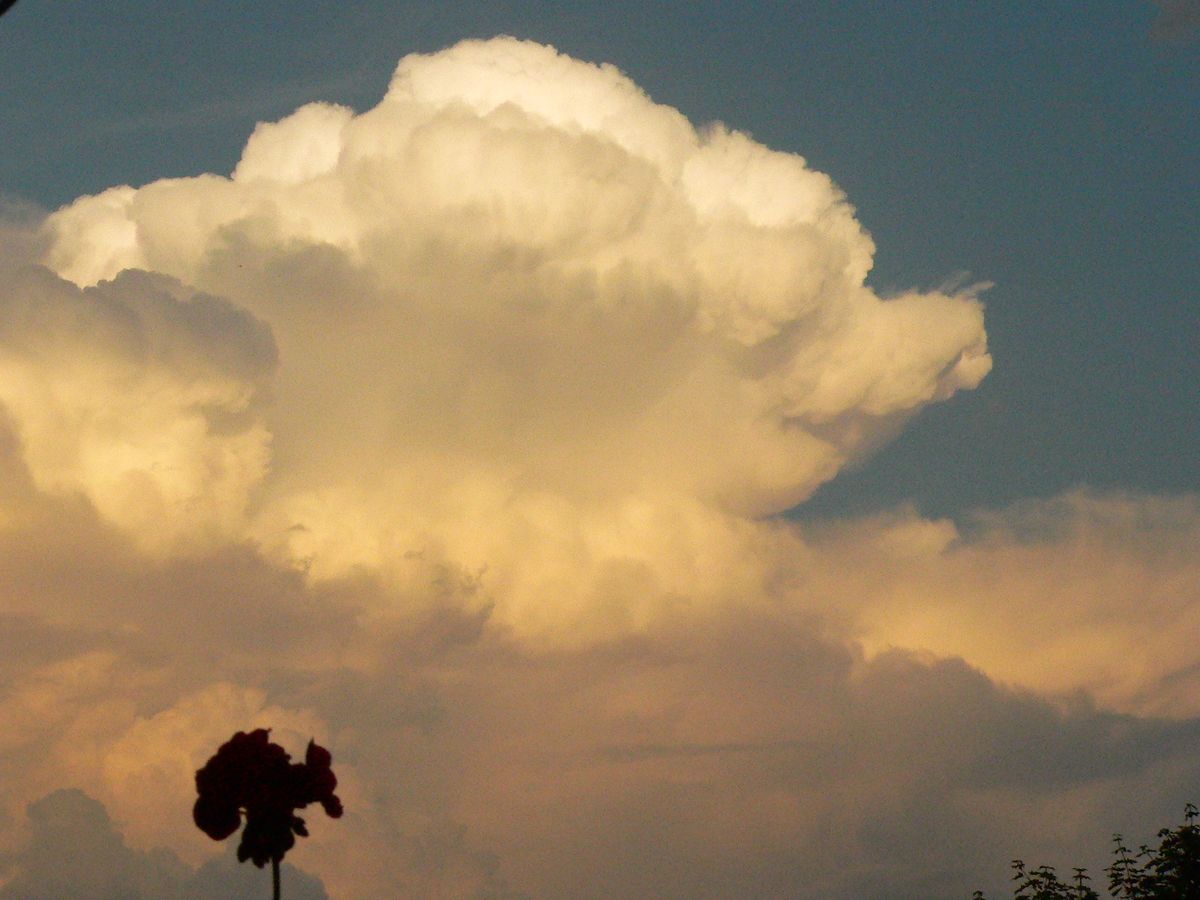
[39, 37, 989, 609]
[0, 266, 274, 552]
[800, 491, 1200, 716]
[0, 35, 1195, 900]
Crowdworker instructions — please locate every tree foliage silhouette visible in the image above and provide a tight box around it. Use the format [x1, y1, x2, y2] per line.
[193, 729, 343, 900]
[974, 804, 1200, 899]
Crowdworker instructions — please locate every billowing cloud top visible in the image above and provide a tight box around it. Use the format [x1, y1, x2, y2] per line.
[0, 267, 275, 550]
[36, 38, 989, 594]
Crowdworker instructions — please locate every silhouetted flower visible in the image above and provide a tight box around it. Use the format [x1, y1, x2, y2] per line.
[193, 729, 343, 869]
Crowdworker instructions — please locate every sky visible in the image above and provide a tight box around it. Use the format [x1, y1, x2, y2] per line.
[0, 2, 1196, 898]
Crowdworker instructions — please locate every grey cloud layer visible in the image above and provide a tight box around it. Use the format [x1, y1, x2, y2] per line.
[0, 790, 328, 900]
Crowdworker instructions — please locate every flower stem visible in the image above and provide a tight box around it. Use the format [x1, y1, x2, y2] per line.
[272, 856, 281, 900]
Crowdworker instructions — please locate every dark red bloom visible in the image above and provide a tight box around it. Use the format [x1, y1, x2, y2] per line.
[193, 729, 343, 868]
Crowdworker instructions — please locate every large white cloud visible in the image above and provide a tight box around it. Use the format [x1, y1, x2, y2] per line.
[38, 38, 988, 613]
